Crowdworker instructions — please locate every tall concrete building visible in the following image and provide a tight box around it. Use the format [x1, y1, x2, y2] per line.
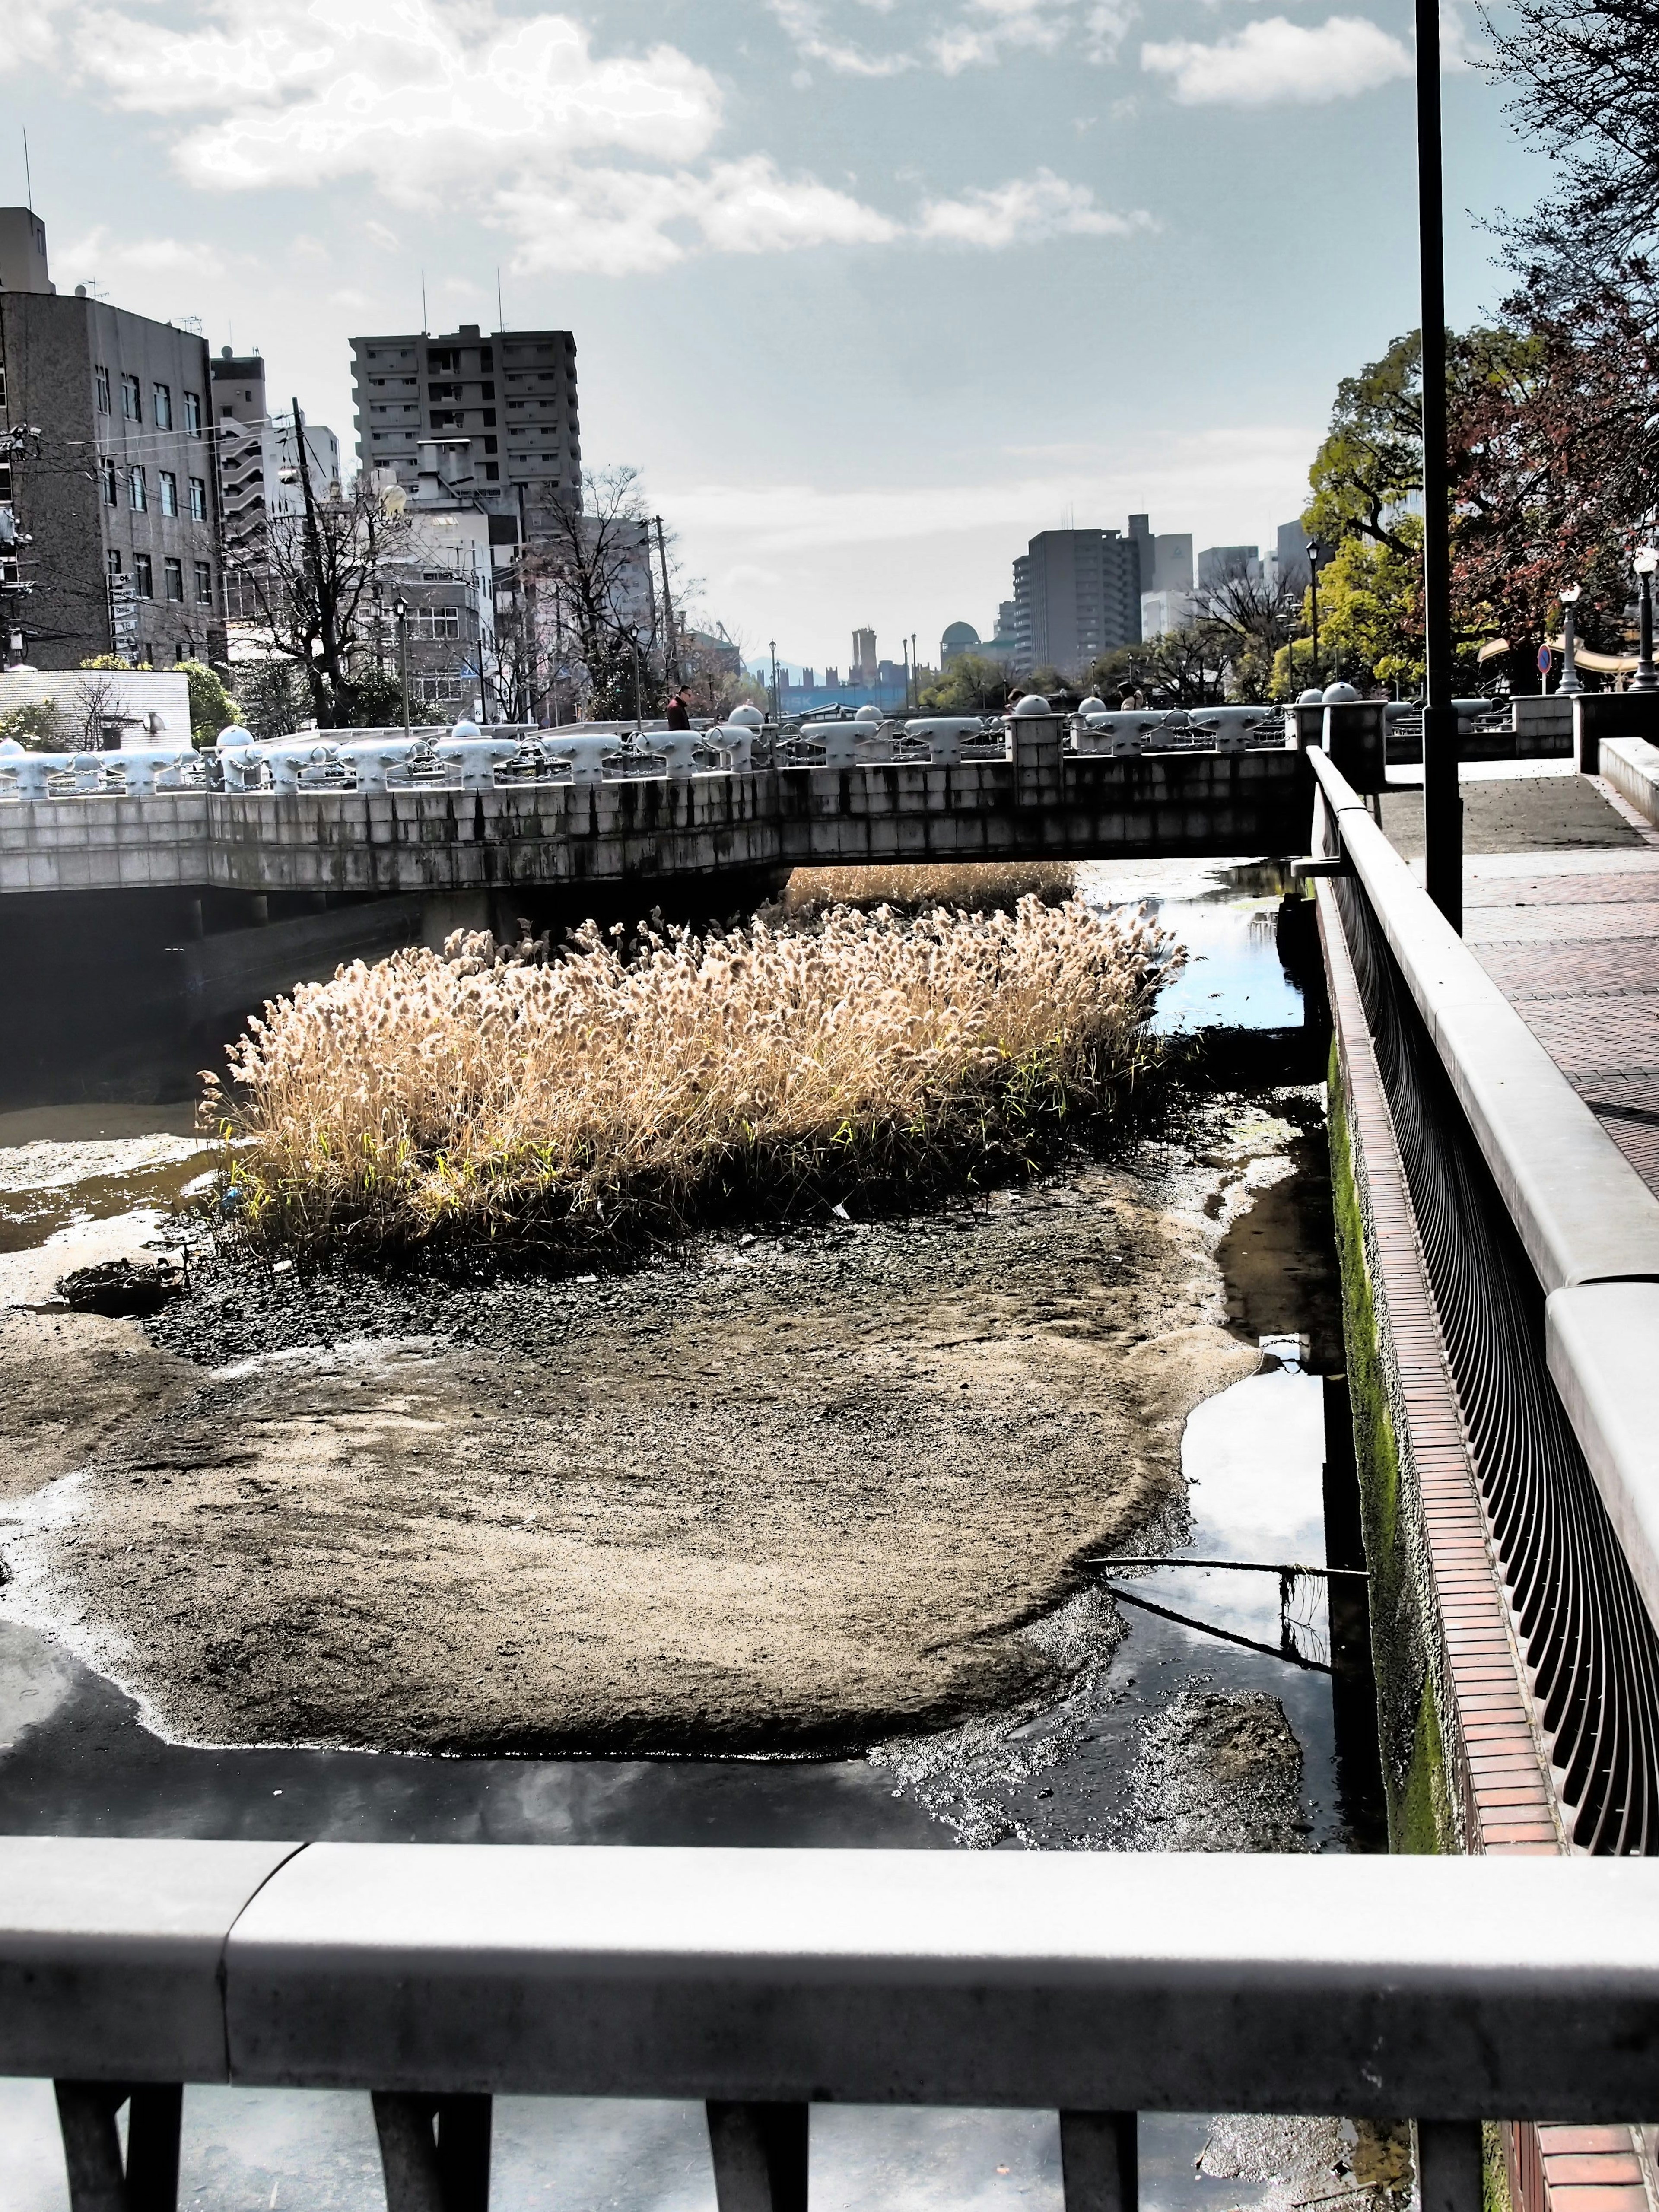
[1276, 521, 1311, 596]
[0, 208, 223, 669]
[211, 349, 342, 626]
[1011, 527, 1143, 678]
[349, 321, 578, 550]
[851, 626, 877, 684]
[1198, 544, 1262, 592]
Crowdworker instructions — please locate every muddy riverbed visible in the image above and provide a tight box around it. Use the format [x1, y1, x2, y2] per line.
[0, 856, 1395, 2212]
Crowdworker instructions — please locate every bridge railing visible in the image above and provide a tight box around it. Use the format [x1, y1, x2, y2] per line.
[0, 715, 1294, 802]
[8, 1837, 1659, 2212]
[1310, 745, 1659, 1851]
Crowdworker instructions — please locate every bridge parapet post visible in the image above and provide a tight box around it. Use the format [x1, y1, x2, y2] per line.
[1322, 695, 1386, 793]
[1004, 696, 1066, 809]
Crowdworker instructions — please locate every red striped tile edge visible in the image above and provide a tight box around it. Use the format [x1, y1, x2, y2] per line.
[1314, 883, 1646, 2212]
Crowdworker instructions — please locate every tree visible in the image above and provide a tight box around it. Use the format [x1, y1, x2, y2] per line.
[0, 699, 65, 750]
[1304, 333, 1426, 559]
[918, 653, 1011, 712]
[1477, 0, 1659, 305]
[1085, 630, 1226, 706]
[534, 467, 674, 721]
[234, 660, 310, 743]
[1192, 560, 1302, 701]
[228, 480, 411, 729]
[178, 661, 240, 745]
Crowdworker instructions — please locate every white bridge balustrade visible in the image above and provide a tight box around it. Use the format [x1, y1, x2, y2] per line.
[5, 1840, 1659, 2212]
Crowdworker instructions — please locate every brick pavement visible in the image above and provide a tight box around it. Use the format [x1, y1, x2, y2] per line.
[1360, 778, 1657, 2212]
[1459, 849, 1659, 1202]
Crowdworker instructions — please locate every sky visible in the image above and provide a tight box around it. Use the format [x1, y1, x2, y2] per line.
[2, 0, 1555, 673]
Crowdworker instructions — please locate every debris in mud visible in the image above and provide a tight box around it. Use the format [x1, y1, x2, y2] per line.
[57, 1256, 186, 1319]
[1129, 1688, 1311, 1851]
[1199, 2115, 1413, 2212]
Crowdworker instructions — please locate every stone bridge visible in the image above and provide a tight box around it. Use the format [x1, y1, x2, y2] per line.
[1, 747, 1309, 903]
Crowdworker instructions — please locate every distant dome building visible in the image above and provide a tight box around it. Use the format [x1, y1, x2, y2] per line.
[941, 622, 981, 664]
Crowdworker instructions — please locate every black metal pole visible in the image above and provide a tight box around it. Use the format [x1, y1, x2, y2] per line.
[1416, 0, 1461, 930]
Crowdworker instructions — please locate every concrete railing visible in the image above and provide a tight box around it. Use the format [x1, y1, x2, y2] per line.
[0, 714, 1292, 804]
[10, 1838, 1659, 2212]
[1309, 745, 1659, 1643]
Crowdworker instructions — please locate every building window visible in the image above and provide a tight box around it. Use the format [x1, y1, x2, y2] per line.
[107, 549, 122, 578]
[188, 476, 207, 521]
[183, 391, 201, 434]
[100, 458, 118, 505]
[159, 470, 178, 516]
[485, 464, 499, 481]
[483, 436, 497, 454]
[413, 607, 463, 640]
[194, 560, 212, 603]
[121, 375, 141, 422]
[164, 557, 184, 601]
[0, 463, 10, 500]
[134, 553, 153, 598]
[153, 384, 172, 429]
[481, 410, 496, 428]
[95, 364, 111, 414]
[129, 466, 147, 511]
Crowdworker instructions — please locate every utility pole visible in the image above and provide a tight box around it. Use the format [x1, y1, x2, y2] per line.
[769, 639, 779, 725]
[292, 398, 344, 724]
[654, 515, 679, 685]
[1415, 0, 1461, 931]
[393, 596, 411, 740]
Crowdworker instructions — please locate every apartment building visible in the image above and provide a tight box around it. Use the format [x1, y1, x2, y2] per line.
[1011, 528, 1144, 677]
[0, 208, 223, 668]
[350, 321, 578, 551]
[211, 349, 343, 626]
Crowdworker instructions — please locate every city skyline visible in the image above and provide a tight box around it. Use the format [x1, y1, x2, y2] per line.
[2, 0, 1554, 667]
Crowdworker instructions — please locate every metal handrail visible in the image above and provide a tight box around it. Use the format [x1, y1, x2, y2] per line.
[8, 1840, 1659, 2212]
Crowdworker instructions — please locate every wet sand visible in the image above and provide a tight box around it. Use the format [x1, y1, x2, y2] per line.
[0, 1106, 1289, 1757]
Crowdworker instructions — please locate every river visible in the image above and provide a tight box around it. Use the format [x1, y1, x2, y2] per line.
[0, 859, 1391, 2212]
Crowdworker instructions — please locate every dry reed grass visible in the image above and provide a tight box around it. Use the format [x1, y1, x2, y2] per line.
[782, 861, 1074, 915]
[204, 895, 1180, 1263]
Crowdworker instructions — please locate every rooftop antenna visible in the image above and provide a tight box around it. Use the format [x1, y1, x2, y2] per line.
[22, 126, 33, 210]
[496, 266, 505, 332]
[421, 270, 429, 335]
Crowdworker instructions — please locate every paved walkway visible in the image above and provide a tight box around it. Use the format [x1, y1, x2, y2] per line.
[1382, 764, 1659, 1200]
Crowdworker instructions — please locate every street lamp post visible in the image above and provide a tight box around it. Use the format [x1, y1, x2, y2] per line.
[1633, 550, 1659, 694]
[393, 596, 411, 741]
[1416, 0, 1460, 929]
[629, 623, 644, 736]
[1307, 541, 1322, 688]
[1559, 585, 1583, 696]
[769, 639, 779, 725]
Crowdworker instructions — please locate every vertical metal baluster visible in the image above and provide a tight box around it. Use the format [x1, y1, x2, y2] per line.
[374, 2091, 493, 2212]
[125, 2086, 185, 2212]
[706, 2101, 810, 2212]
[1060, 2111, 1138, 2212]
[55, 2083, 184, 2212]
[1417, 2120, 1484, 2212]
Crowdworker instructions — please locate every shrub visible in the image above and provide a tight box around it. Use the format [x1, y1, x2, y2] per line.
[782, 862, 1074, 915]
[206, 896, 1181, 1264]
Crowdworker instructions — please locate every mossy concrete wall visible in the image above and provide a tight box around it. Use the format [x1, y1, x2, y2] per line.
[1327, 1039, 1462, 1854]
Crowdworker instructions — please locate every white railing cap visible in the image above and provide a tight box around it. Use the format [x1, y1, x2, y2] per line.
[1310, 747, 1659, 1292]
[0, 1837, 300, 2083]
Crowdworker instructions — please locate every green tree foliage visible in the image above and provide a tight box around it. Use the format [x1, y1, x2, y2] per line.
[235, 661, 311, 743]
[1084, 630, 1227, 706]
[917, 652, 1010, 712]
[1315, 522, 1428, 691]
[0, 699, 66, 750]
[178, 661, 240, 745]
[1304, 333, 1425, 558]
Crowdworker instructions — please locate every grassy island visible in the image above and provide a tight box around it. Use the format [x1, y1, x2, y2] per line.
[204, 890, 1180, 1263]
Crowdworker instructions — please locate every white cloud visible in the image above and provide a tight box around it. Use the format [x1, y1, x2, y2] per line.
[771, 0, 1135, 76]
[28, 0, 1154, 276]
[58, 226, 226, 281]
[916, 169, 1148, 248]
[1, 0, 67, 71]
[1140, 14, 1412, 104]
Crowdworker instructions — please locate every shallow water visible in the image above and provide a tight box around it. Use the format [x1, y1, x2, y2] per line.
[0, 859, 1383, 2212]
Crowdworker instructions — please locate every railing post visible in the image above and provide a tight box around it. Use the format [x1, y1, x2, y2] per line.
[706, 2100, 810, 2212]
[1417, 2120, 1484, 2212]
[1060, 2111, 1137, 2212]
[55, 2082, 184, 2212]
[372, 2091, 493, 2212]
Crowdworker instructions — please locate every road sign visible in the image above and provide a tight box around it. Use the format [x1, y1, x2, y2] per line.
[1538, 644, 1553, 674]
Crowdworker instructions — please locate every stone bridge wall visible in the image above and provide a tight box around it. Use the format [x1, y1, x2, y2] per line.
[0, 750, 1310, 899]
